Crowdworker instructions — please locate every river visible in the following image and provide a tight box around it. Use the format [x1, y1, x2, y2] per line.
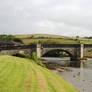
[42, 57, 92, 92]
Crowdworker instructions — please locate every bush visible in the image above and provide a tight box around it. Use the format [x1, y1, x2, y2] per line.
[31, 52, 37, 61]
[80, 57, 88, 60]
[0, 35, 23, 44]
[32, 52, 45, 67]
[13, 53, 31, 59]
[13, 52, 45, 67]
[13, 38, 23, 43]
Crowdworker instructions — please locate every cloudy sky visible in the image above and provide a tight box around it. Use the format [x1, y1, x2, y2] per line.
[0, 0, 92, 36]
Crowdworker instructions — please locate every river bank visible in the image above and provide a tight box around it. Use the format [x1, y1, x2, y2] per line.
[51, 67, 92, 92]
[42, 57, 92, 92]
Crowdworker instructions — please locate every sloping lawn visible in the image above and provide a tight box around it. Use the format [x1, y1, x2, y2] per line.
[0, 55, 78, 92]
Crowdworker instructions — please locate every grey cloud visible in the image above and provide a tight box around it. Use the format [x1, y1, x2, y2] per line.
[0, 0, 92, 36]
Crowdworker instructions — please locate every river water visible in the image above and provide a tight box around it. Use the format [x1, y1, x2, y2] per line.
[42, 57, 92, 92]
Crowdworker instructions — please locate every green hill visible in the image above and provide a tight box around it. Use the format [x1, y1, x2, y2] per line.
[0, 55, 78, 92]
[15, 34, 77, 44]
[15, 34, 92, 44]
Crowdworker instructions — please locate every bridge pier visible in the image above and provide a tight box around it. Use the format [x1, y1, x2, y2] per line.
[80, 44, 84, 58]
[70, 44, 84, 67]
[36, 44, 41, 58]
[70, 44, 84, 61]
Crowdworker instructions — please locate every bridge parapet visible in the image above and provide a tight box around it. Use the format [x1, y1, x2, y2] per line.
[42, 44, 80, 48]
[0, 44, 36, 50]
[84, 44, 92, 48]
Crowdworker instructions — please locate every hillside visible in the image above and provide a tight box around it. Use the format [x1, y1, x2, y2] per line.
[0, 55, 78, 92]
[15, 34, 92, 44]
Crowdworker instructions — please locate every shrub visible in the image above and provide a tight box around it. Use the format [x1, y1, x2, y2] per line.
[13, 53, 26, 58]
[13, 52, 45, 67]
[0, 35, 23, 44]
[13, 53, 31, 59]
[32, 52, 45, 67]
[80, 57, 88, 60]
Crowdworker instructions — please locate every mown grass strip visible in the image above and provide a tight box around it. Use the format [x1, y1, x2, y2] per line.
[32, 63, 59, 92]
[30, 62, 50, 92]
[0, 55, 78, 92]
[39, 66, 78, 92]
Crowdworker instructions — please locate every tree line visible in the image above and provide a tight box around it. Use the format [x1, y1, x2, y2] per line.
[0, 35, 23, 43]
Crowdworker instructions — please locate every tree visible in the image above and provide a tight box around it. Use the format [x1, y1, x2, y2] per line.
[0, 35, 23, 44]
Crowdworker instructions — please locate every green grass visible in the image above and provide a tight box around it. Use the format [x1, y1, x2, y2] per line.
[22, 38, 78, 44]
[15, 34, 66, 39]
[15, 34, 92, 44]
[15, 34, 77, 44]
[0, 55, 78, 92]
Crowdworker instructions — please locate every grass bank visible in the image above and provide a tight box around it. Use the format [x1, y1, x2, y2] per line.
[0, 55, 78, 92]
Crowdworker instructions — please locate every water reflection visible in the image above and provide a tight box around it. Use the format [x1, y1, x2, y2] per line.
[42, 57, 70, 64]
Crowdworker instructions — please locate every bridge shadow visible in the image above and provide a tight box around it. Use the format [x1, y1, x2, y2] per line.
[42, 49, 73, 61]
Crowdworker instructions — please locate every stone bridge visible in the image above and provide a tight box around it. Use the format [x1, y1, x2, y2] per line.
[0, 44, 92, 60]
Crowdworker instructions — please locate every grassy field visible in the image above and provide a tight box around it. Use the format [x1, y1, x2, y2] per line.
[15, 34, 92, 44]
[0, 55, 78, 92]
[15, 34, 78, 44]
[15, 34, 66, 39]
[22, 38, 78, 45]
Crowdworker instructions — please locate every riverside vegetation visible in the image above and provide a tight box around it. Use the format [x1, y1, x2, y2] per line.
[1, 34, 92, 57]
[0, 55, 78, 92]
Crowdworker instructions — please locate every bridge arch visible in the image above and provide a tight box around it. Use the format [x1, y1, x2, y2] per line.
[41, 48, 74, 60]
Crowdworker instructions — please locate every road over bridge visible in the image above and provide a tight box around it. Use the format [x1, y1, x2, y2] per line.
[0, 44, 92, 61]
